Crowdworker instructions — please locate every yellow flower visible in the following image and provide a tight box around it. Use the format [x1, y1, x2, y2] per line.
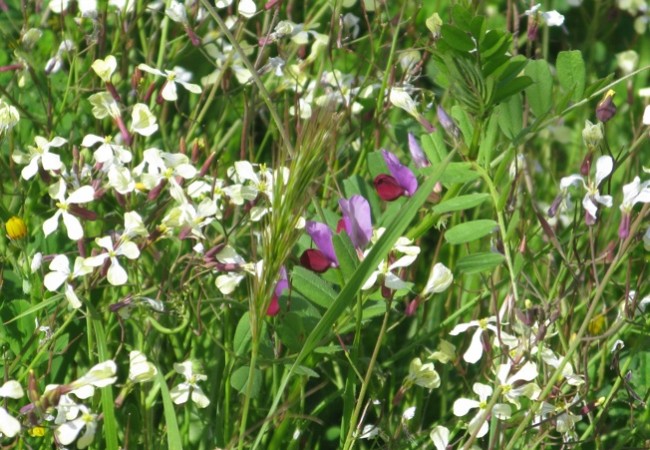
[28, 426, 46, 437]
[6, 216, 27, 240]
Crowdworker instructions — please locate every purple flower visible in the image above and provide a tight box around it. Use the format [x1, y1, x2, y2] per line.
[407, 133, 430, 169]
[339, 195, 373, 249]
[300, 221, 339, 272]
[267, 266, 288, 316]
[374, 150, 418, 201]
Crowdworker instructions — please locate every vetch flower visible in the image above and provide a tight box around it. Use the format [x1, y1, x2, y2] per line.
[170, 360, 210, 408]
[128, 350, 158, 383]
[267, 266, 288, 316]
[559, 155, 614, 224]
[453, 383, 511, 438]
[374, 149, 418, 201]
[339, 195, 373, 249]
[12, 135, 65, 180]
[43, 179, 95, 240]
[449, 316, 517, 364]
[6, 216, 27, 240]
[407, 132, 429, 168]
[138, 64, 202, 102]
[618, 176, 650, 238]
[85, 235, 140, 285]
[300, 221, 338, 272]
[421, 262, 453, 297]
[44, 255, 93, 309]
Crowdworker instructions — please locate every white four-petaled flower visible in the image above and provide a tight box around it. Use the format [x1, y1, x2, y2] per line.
[169, 360, 210, 408]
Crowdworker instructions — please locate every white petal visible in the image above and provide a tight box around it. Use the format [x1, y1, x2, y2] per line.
[95, 236, 115, 251]
[21, 157, 39, 180]
[161, 81, 178, 101]
[0, 380, 24, 399]
[48, 136, 67, 147]
[643, 105, 650, 125]
[118, 241, 140, 259]
[41, 151, 63, 171]
[49, 254, 71, 274]
[55, 417, 84, 445]
[493, 403, 512, 419]
[107, 258, 128, 285]
[44, 270, 67, 292]
[65, 283, 83, 309]
[76, 420, 97, 448]
[137, 63, 166, 77]
[62, 212, 84, 240]
[582, 195, 599, 219]
[43, 212, 61, 237]
[237, 0, 256, 18]
[559, 174, 584, 190]
[468, 412, 490, 438]
[463, 328, 484, 364]
[594, 155, 613, 187]
[430, 426, 450, 450]
[0, 407, 20, 437]
[449, 320, 478, 335]
[472, 382, 492, 400]
[170, 382, 190, 404]
[68, 186, 95, 204]
[452, 397, 479, 417]
[191, 386, 210, 408]
[82, 134, 105, 147]
[178, 80, 202, 94]
[509, 361, 538, 383]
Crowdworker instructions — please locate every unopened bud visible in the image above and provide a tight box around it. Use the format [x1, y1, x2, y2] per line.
[596, 90, 617, 123]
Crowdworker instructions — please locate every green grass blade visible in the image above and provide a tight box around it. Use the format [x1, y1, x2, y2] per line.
[156, 369, 184, 450]
[92, 318, 119, 450]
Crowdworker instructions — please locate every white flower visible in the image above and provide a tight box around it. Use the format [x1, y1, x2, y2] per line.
[496, 361, 540, 408]
[170, 360, 210, 408]
[108, 165, 136, 194]
[449, 316, 517, 364]
[122, 211, 149, 241]
[67, 360, 118, 400]
[43, 180, 95, 240]
[616, 50, 639, 75]
[78, 0, 98, 17]
[560, 155, 613, 220]
[0, 380, 23, 438]
[138, 64, 202, 101]
[453, 383, 511, 438]
[389, 87, 419, 118]
[429, 339, 456, 364]
[55, 405, 97, 448]
[402, 406, 416, 421]
[0, 380, 23, 399]
[85, 235, 140, 285]
[88, 92, 121, 119]
[12, 135, 65, 180]
[358, 424, 379, 439]
[406, 357, 440, 389]
[45, 39, 74, 74]
[82, 134, 132, 169]
[362, 231, 420, 290]
[133, 148, 197, 202]
[422, 262, 453, 296]
[620, 177, 650, 213]
[130, 103, 158, 136]
[128, 351, 158, 383]
[525, 4, 565, 27]
[91, 55, 117, 83]
[0, 98, 19, 137]
[165, 0, 187, 23]
[44, 255, 93, 309]
[49, 0, 70, 13]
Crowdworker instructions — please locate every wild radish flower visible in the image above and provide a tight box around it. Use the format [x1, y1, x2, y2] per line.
[238, 0, 256, 18]
[108, 165, 136, 194]
[374, 149, 418, 201]
[339, 195, 373, 250]
[85, 235, 140, 285]
[422, 262, 453, 297]
[618, 177, 650, 238]
[45, 39, 74, 74]
[430, 340, 456, 364]
[133, 148, 197, 202]
[91, 55, 117, 83]
[496, 361, 540, 408]
[0, 98, 19, 137]
[128, 351, 158, 383]
[55, 405, 97, 448]
[170, 360, 210, 408]
[582, 120, 604, 149]
[559, 155, 613, 224]
[88, 92, 121, 120]
[44, 255, 93, 309]
[130, 103, 158, 136]
[524, 4, 565, 27]
[389, 87, 419, 117]
[83, 134, 132, 169]
[43, 179, 95, 241]
[122, 211, 148, 241]
[362, 231, 420, 291]
[453, 383, 511, 438]
[12, 135, 65, 180]
[449, 316, 517, 364]
[138, 64, 202, 101]
[301, 221, 338, 272]
[405, 357, 440, 389]
[68, 360, 118, 399]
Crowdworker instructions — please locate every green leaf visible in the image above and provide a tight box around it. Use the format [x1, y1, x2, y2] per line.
[333, 232, 360, 282]
[451, 105, 474, 146]
[557, 50, 586, 101]
[420, 130, 448, 165]
[445, 219, 498, 244]
[496, 94, 523, 140]
[457, 252, 505, 274]
[493, 75, 533, 104]
[231, 366, 262, 398]
[252, 150, 456, 449]
[233, 312, 252, 355]
[478, 112, 499, 165]
[524, 60, 553, 117]
[480, 30, 510, 60]
[440, 24, 475, 52]
[432, 193, 490, 214]
[438, 162, 480, 185]
[155, 370, 183, 450]
[291, 266, 337, 309]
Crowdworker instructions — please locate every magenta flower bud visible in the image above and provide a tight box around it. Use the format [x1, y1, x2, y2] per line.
[596, 90, 617, 123]
[407, 133, 429, 168]
[300, 249, 332, 273]
[436, 105, 459, 138]
[618, 212, 631, 239]
[374, 174, 404, 201]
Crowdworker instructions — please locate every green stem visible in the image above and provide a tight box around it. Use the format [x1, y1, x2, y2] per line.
[341, 297, 393, 450]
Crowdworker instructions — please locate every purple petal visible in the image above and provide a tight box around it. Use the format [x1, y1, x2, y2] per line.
[339, 195, 372, 249]
[306, 221, 338, 265]
[381, 149, 418, 196]
[407, 133, 429, 168]
[274, 266, 289, 297]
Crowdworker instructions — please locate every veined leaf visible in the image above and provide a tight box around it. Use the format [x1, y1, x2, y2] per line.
[445, 219, 498, 244]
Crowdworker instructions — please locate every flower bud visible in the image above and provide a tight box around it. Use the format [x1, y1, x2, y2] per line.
[6, 216, 27, 240]
[374, 174, 404, 201]
[421, 262, 453, 296]
[581, 120, 603, 149]
[596, 90, 616, 123]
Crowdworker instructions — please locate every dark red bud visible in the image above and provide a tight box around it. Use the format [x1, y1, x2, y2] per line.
[300, 249, 331, 273]
[266, 295, 280, 316]
[374, 174, 404, 201]
[581, 151, 594, 177]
